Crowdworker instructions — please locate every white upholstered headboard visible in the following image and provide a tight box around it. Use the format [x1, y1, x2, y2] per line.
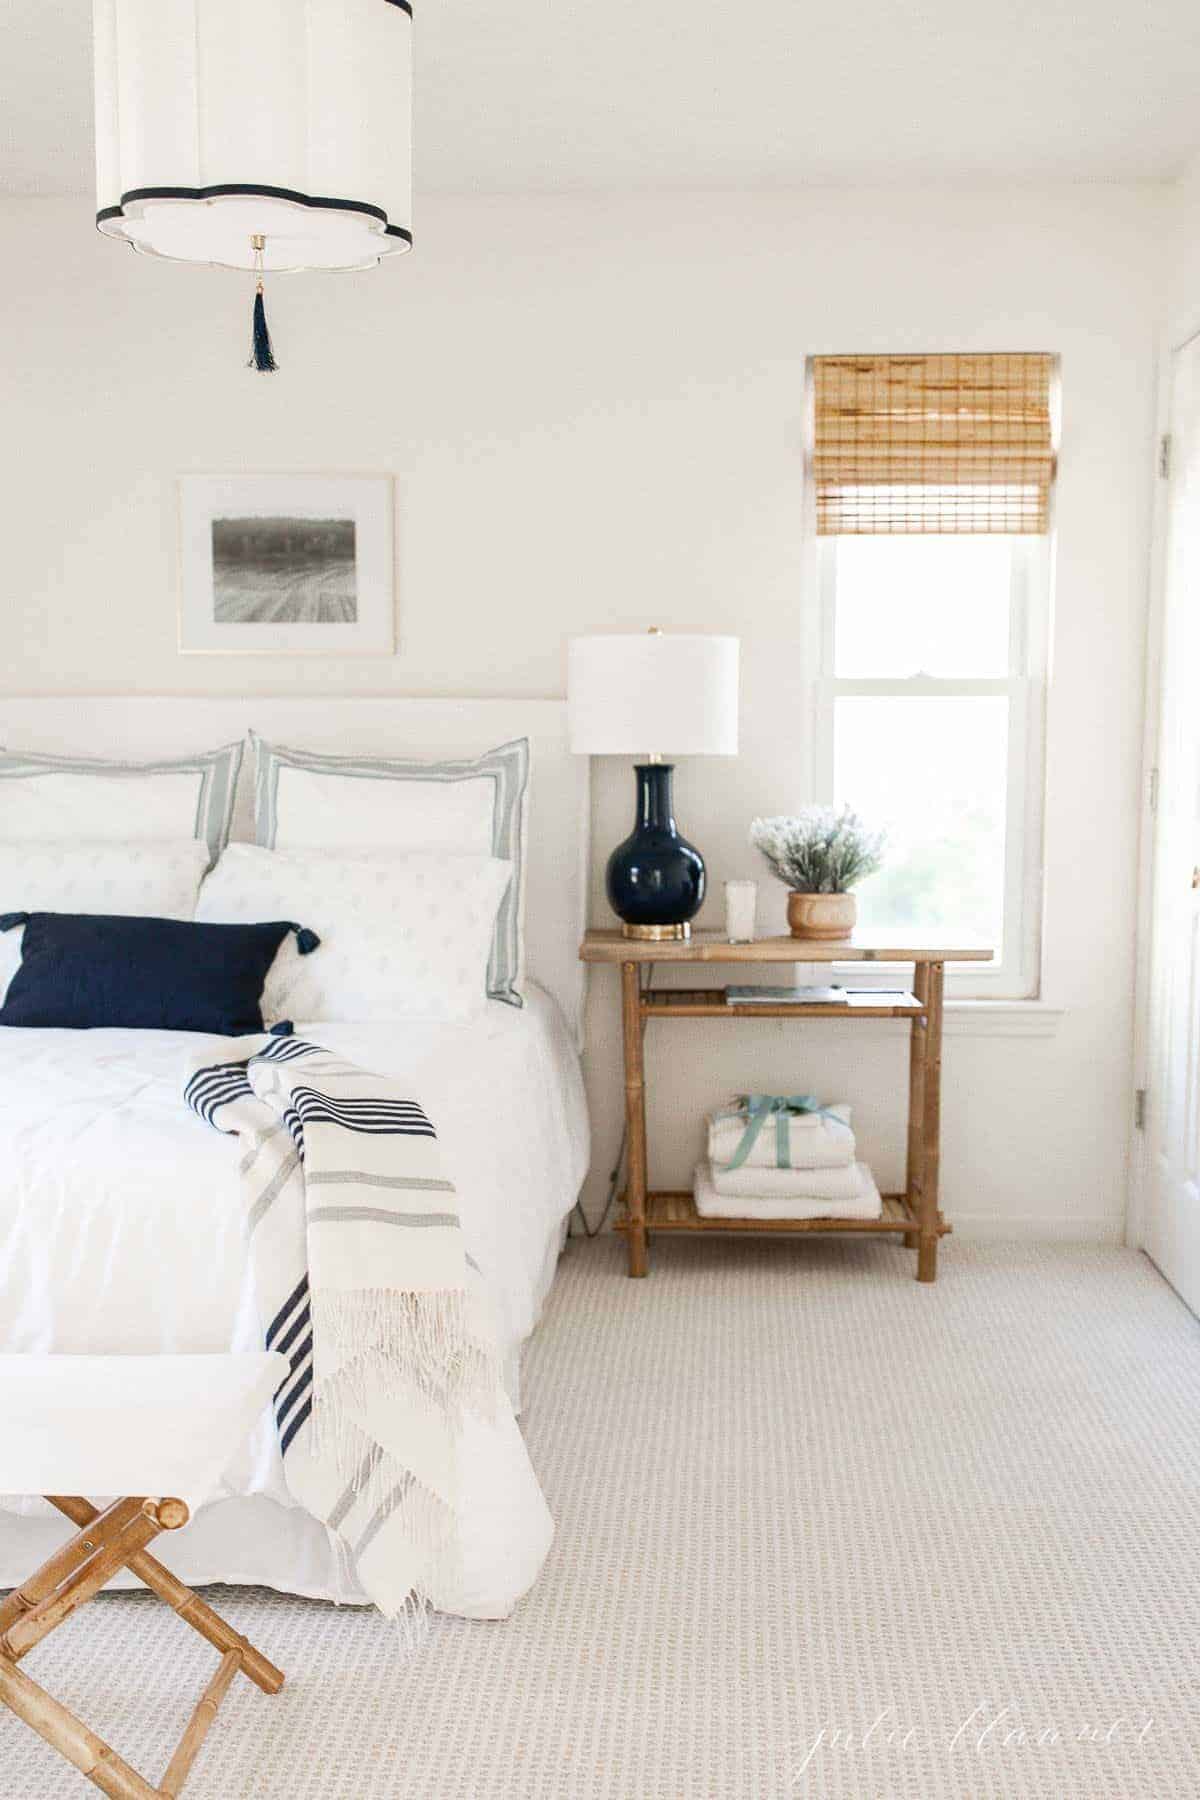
[0, 697, 590, 1037]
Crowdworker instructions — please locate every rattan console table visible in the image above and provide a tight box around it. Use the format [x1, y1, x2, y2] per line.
[579, 930, 993, 1283]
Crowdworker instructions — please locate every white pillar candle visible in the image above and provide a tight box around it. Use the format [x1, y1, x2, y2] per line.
[724, 880, 758, 943]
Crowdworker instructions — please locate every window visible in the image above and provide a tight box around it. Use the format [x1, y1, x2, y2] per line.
[807, 355, 1056, 998]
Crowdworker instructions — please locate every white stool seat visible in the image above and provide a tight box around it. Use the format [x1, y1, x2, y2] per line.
[0, 1353, 287, 1505]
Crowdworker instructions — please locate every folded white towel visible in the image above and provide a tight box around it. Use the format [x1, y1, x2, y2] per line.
[710, 1159, 868, 1202]
[694, 1159, 883, 1222]
[708, 1103, 855, 1172]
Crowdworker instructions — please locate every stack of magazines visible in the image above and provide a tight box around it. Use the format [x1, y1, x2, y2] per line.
[726, 984, 848, 1005]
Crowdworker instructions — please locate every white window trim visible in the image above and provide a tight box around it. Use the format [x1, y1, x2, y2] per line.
[809, 535, 1050, 1001]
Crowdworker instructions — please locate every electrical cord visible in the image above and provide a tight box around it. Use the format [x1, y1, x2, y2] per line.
[573, 961, 655, 1239]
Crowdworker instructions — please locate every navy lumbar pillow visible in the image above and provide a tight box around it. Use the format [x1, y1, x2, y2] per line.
[0, 911, 320, 1034]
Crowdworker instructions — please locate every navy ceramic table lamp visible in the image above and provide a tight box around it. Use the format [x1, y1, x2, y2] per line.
[567, 629, 740, 941]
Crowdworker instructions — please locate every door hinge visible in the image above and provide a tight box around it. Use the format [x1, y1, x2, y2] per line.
[1135, 1088, 1148, 1132]
[1149, 766, 1159, 813]
[1159, 434, 1172, 480]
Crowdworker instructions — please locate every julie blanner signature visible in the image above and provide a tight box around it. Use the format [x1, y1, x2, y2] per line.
[791, 1705, 1156, 1780]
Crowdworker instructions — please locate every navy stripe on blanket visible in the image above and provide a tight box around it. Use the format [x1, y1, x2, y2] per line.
[185, 1063, 254, 1126]
[276, 1344, 312, 1425]
[184, 1037, 327, 1122]
[274, 1330, 312, 1414]
[266, 1272, 310, 1349]
[280, 1397, 312, 1457]
[289, 1088, 435, 1134]
[275, 1303, 311, 1358]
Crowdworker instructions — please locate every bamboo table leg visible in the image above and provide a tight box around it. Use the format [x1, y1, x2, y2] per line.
[621, 961, 649, 1277]
[903, 961, 930, 1252]
[916, 960, 945, 1283]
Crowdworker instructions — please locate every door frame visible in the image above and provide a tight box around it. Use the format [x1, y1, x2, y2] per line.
[1128, 319, 1200, 1249]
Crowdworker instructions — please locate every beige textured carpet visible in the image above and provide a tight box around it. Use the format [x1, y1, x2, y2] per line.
[4, 1237, 1200, 1799]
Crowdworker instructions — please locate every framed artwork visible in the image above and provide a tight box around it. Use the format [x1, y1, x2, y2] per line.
[178, 474, 394, 655]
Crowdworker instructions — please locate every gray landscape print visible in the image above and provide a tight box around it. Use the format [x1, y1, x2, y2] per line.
[211, 516, 358, 624]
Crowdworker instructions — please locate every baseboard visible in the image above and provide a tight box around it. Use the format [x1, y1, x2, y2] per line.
[569, 1210, 1127, 1245]
[950, 1211, 1125, 1245]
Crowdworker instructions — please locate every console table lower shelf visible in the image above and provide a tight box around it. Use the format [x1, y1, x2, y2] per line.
[615, 1190, 953, 1237]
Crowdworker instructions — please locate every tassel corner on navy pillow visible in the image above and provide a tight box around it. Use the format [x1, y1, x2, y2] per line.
[0, 911, 29, 932]
[292, 925, 321, 956]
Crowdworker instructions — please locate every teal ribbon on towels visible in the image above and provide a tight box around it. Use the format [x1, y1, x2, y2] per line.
[719, 1094, 849, 1171]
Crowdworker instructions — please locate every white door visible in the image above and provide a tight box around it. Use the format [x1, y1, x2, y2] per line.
[1144, 332, 1200, 1312]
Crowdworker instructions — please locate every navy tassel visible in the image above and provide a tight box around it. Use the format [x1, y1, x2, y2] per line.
[248, 233, 278, 373]
[269, 1019, 296, 1037]
[0, 912, 29, 932]
[291, 925, 321, 956]
[250, 288, 278, 373]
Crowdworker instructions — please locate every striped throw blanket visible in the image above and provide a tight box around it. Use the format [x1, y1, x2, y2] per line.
[185, 1033, 500, 1624]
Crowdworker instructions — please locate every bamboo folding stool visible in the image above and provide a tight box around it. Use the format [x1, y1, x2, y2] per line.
[0, 1353, 288, 1798]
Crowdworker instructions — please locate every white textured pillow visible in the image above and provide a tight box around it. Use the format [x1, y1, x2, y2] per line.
[196, 844, 513, 1023]
[0, 839, 210, 1004]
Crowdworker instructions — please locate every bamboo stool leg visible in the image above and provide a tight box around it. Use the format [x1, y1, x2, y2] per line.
[0, 1498, 143, 1636]
[2, 1504, 165, 1662]
[0, 1653, 159, 1800]
[159, 1649, 242, 1797]
[47, 1496, 284, 1696]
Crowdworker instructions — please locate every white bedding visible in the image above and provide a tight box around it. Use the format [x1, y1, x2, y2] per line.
[0, 982, 588, 1615]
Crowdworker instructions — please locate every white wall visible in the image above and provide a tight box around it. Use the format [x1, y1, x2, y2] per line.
[0, 185, 1166, 1240]
[1166, 152, 1200, 347]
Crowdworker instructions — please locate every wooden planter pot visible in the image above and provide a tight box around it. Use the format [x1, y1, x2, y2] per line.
[787, 891, 857, 940]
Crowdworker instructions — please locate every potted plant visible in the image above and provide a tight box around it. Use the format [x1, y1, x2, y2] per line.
[749, 806, 885, 940]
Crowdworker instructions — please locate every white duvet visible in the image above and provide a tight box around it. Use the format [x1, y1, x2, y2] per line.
[0, 983, 589, 1617]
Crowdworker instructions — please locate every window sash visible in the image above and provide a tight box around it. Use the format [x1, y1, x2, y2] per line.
[812, 537, 1047, 999]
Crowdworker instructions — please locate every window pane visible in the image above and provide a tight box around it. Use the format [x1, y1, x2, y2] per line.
[833, 536, 1012, 677]
[835, 695, 1008, 951]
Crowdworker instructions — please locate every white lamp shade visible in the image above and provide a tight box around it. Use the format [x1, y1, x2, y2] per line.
[93, 0, 412, 272]
[567, 633, 739, 757]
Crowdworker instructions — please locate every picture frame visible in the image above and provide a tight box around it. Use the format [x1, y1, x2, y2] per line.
[178, 473, 394, 656]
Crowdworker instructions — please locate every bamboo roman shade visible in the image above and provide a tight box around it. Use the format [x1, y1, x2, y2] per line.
[812, 353, 1056, 535]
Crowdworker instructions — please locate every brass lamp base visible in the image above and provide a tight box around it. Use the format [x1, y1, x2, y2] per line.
[621, 922, 691, 942]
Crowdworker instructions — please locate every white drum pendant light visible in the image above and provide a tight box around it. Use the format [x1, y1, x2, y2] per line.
[92, 0, 413, 370]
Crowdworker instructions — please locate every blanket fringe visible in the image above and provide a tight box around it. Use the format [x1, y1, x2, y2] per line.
[313, 1412, 468, 1617]
[305, 1288, 504, 1616]
[310, 1287, 501, 1423]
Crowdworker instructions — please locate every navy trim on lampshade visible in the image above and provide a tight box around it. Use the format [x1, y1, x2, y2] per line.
[0, 913, 320, 1035]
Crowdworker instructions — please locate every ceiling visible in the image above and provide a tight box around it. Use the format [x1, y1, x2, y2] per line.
[5, 0, 1200, 196]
